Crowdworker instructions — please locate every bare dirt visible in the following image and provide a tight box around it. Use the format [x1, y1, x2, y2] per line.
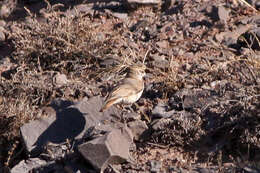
[0, 0, 260, 172]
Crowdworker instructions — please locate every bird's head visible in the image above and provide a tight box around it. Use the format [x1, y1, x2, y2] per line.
[127, 64, 146, 80]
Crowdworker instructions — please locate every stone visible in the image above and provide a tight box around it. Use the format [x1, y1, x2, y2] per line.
[65, 4, 93, 17]
[127, 120, 148, 140]
[53, 73, 68, 86]
[151, 118, 173, 131]
[125, 0, 161, 10]
[78, 128, 133, 171]
[99, 57, 120, 68]
[152, 101, 176, 118]
[169, 89, 217, 111]
[124, 111, 141, 121]
[217, 5, 229, 23]
[11, 158, 47, 173]
[130, 20, 149, 32]
[215, 24, 253, 46]
[111, 12, 128, 19]
[156, 40, 169, 49]
[150, 54, 169, 69]
[20, 96, 121, 155]
[182, 89, 215, 110]
[104, 9, 128, 19]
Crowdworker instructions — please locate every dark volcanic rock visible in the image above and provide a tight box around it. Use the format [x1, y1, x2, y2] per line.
[217, 5, 229, 23]
[215, 24, 253, 46]
[20, 96, 137, 172]
[78, 128, 133, 171]
[20, 96, 121, 155]
[152, 101, 176, 118]
[127, 120, 148, 140]
[172, 88, 217, 111]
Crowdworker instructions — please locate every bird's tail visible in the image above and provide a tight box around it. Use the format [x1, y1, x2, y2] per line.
[99, 98, 117, 112]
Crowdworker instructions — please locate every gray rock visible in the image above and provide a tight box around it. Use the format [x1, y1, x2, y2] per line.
[20, 96, 121, 155]
[156, 40, 169, 49]
[99, 57, 120, 68]
[124, 111, 141, 121]
[150, 54, 169, 69]
[104, 9, 128, 19]
[78, 128, 133, 171]
[127, 120, 148, 140]
[182, 89, 215, 110]
[125, 0, 161, 9]
[151, 118, 173, 131]
[11, 158, 47, 173]
[152, 101, 176, 118]
[111, 12, 128, 19]
[218, 5, 229, 23]
[196, 167, 215, 173]
[53, 73, 68, 86]
[65, 4, 93, 17]
[170, 88, 217, 111]
[215, 24, 253, 46]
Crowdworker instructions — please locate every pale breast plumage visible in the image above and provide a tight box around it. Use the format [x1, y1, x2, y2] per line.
[100, 64, 145, 112]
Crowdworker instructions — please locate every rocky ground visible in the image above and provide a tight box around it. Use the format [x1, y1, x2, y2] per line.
[0, 0, 260, 172]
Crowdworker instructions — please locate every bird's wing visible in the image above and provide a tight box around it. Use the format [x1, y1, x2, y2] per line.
[107, 78, 143, 100]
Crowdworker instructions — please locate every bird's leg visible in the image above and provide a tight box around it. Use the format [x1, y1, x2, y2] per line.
[132, 103, 139, 112]
[124, 105, 134, 113]
[116, 104, 124, 110]
[116, 103, 127, 123]
[121, 113, 127, 124]
[122, 104, 139, 123]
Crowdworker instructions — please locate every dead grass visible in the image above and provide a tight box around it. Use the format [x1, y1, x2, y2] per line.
[0, 6, 118, 166]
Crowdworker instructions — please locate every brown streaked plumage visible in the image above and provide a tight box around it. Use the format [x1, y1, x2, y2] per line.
[100, 64, 146, 112]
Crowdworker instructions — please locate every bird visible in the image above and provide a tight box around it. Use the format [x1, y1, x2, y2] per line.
[100, 64, 146, 112]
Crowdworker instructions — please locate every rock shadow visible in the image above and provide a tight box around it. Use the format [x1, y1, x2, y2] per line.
[32, 100, 86, 155]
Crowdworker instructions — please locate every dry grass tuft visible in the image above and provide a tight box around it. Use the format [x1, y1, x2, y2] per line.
[0, 6, 125, 166]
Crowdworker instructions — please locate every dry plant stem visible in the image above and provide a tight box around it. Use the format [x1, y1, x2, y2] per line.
[143, 47, 150, 63]
[238, 0, 258, 12]
[5, 141, 19, 167]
